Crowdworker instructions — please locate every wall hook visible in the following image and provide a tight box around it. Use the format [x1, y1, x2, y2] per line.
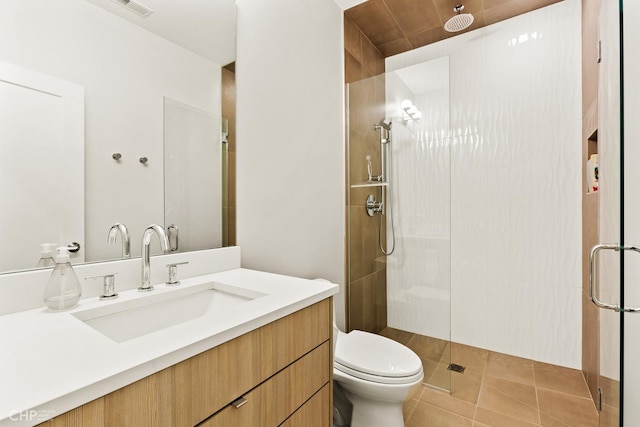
[139, 157, 148, 164]
[112, 153, 122, 161]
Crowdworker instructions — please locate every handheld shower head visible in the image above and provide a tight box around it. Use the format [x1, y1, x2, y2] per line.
[373, 118, 392, 144]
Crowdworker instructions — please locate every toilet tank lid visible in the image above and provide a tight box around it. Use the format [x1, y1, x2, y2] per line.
[335, 330, 422, 377]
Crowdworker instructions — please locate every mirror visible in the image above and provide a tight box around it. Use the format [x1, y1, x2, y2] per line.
[0, 0, 236, 274]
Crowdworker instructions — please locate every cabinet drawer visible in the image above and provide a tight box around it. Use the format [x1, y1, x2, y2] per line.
[187, 298, 331, 425]
[280, 383, 330, 427]
[201, 341, 330, 427]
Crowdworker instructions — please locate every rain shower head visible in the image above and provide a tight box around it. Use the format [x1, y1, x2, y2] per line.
[444, 4, 474, 33]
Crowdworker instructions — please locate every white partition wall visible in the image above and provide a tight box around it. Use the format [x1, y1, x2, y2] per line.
[235, 0, 345, 327]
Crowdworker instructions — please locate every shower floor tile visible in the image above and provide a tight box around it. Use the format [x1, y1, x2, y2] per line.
[377, 327, 599, 426]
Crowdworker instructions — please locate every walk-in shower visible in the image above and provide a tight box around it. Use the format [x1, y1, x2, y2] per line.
[347, 0, 583, 398]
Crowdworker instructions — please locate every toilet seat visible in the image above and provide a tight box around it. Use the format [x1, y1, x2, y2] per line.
[334, 330, 423, 385]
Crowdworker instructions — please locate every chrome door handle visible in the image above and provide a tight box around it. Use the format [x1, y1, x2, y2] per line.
[590, 243, 640, 313]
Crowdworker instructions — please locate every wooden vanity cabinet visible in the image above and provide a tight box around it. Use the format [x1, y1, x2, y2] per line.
[41, 298, 333, 427]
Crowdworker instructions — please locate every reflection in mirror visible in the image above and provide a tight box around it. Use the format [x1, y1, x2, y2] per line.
[0, 62, 85, 272]
[164, 98, 223, 252]
[0, 0, 236, 275]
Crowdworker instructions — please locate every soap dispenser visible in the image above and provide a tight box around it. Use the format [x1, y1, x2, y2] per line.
[36, 243, 57, 268]
[43, 247, 82, 311]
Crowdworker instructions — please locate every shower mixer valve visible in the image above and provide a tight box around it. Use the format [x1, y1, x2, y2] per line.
[366, 194, 384, 217]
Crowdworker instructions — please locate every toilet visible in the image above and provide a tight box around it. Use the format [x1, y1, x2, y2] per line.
[333, 326, 424, 427]
[315, 279, 424, 427]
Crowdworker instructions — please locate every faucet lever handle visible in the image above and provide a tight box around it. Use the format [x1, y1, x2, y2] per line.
[85, 273, 119, 300]
[165, 262, 189, 286]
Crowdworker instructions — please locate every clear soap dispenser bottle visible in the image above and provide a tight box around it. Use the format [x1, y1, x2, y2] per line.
[43, 247, 82, 310]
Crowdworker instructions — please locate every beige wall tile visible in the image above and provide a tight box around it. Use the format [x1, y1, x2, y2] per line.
[374, 268, 387, 331]
[348, 205, 364, 281]
[344, 15, 362, 62]
[377, 38, 413, 57]
[349, 277, 364, 330]
[227, 207, 236, 246]
[361, 35, 384, 76]
[362, 273, 377, 332]
[345, 51, 362, 84]
[362, 208, 381, 275]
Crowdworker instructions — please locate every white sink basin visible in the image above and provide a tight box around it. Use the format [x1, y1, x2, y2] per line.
[72, 282, 265, 343]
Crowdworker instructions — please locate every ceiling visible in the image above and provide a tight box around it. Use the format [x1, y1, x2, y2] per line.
[85, 0, 236, 66]
[345, 0, 562, 57]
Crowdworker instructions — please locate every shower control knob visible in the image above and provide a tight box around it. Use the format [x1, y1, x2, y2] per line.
[366, 194, 384, 217]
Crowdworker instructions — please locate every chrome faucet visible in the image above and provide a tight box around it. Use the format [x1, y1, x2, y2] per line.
[138, 224, 169, 292]
[108, 223, 131, 259]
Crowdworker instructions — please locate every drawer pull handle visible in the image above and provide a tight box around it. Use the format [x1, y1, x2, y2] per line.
[231, 397, 248, 409]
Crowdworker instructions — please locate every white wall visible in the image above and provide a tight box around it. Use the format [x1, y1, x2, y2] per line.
[0, 0, 221, 262]
[235, 0, 346, 327]
[386, 0, 583, 368]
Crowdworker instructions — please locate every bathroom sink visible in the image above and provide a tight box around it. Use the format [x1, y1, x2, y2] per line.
[72, 282, 265, 343]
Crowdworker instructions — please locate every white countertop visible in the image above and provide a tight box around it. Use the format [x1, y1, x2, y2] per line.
[0, 268, 338, 426]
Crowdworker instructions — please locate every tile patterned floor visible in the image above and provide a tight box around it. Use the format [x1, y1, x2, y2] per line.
[379, 327, 600, 427]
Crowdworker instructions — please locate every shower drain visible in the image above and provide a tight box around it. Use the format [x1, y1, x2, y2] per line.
[447, 363, 466, 374]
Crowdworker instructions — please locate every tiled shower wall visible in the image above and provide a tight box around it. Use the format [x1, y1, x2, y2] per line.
[345, 15, 387, 333]
[581, 0, 600, 404]
[221, 67, 236, 247]
[386, 0, 583, 368]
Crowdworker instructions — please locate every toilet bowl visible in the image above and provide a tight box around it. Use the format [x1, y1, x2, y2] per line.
[333, 328, 424, 427]
[314, 278, 424, 427]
